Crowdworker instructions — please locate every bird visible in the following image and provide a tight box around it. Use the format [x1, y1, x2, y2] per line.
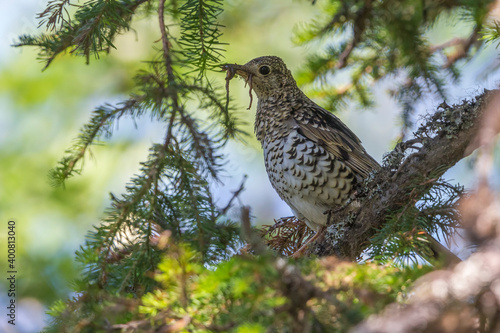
[223, 56, 380, 256]
[223, 56, 463, 264]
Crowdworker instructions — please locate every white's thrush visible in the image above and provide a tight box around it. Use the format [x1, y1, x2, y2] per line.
[224, 56, 379, 236]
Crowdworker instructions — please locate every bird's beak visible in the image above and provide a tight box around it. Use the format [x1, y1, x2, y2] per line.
[222, 63, 256, 110]
[222, 63, 251, 80]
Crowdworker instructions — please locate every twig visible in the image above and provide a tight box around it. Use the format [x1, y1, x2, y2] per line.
[158, 0, 180, 152]
[240, 206, 266, 255]
[390, 151, 425, 181]
[430, 27, 481, 69]
[336, 0, 372, 69]
[219, 175, 247, 215]
[158, 0, 175, 85]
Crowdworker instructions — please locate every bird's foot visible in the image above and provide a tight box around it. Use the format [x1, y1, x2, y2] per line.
[292, 226, 326, 258]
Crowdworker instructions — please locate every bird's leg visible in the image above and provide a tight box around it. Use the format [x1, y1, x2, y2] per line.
[292, 225, 327, 258]
[292, 206, 338, 258]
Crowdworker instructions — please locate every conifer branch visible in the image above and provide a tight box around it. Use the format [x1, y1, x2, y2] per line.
[159, 0, 176, 86]
[430, 27, 481, 68]
[178, 0, 226, 78]
[49, 98, 144, 187]
[37, 0, 73, 31]
[336, 0, 372, 69]
[35, 0, 240, 291]
[296, 0, 496, 127]
[15, 0, 150, 69]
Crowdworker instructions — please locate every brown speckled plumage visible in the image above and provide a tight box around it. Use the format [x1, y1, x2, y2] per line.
[224, 56, 379, 231]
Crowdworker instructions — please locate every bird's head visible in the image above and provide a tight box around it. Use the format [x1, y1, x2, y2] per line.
[223, 56, 297, 100]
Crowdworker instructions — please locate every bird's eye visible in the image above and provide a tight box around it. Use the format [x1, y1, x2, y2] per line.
[259, 65, 271, 75]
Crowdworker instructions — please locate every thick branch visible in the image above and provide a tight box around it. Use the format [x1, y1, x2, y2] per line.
[352, 243, 500, 332]
[314, 90, 494, 260]
[353, 109, 500, 331]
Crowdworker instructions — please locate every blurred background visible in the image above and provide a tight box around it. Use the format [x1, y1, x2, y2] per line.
[1, 0, 500, 332]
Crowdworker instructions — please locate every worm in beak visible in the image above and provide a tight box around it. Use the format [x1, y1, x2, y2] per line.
[222, 64, 254, 110]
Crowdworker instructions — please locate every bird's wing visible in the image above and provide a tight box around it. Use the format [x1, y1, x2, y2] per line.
[293, 104, 380, 179]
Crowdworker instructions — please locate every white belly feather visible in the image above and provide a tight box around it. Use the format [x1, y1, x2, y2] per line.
[263, 128, 353, 231]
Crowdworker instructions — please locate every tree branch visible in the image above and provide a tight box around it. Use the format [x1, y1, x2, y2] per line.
[312, 90, 494, 260]
[336, 0, 372, 69]
[352, 93, 500, 331]
[159, 0, 176, 85]
[219, 175, 247, 216]
[430, 26, 481, 69]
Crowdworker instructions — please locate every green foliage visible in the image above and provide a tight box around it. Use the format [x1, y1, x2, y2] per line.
[16, 0, 149, 68]
[17, 0, 244, 324]
[140, 245, 285, 329]
[481, 21, 500, 48]
[294, 0, 495, 131]
[368, 178, 463, 264]
[178, 0, 227, 79]
[0, 48, 146, 306]
[47, 241, 430, 332]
